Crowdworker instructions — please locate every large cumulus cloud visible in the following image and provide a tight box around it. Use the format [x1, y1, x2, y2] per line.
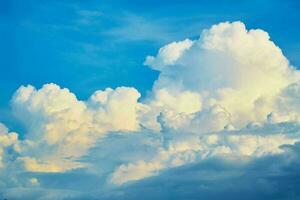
[11, 83, 143, 172]
[1, 21, 300, 199]
[145, 21, 300, 131]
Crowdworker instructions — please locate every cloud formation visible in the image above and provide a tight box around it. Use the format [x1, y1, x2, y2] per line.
[11, 84, 143, 172]
[1, 21, 300, 199]
[145, 21, 300, 130]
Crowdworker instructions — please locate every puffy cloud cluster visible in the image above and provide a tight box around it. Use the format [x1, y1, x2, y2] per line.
[11, 83, 143, 172]
[1, 21, 300, 199]
[145, 21, 300, 131]
[109, 21, 300, 184]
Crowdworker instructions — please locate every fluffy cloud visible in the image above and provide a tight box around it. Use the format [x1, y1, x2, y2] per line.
[145, 21, 300, 131]
[1, 21, 300, 199]
[11, 83, 143, 172]
[144, 39, 194, 70]
[109, 21, 300, 184]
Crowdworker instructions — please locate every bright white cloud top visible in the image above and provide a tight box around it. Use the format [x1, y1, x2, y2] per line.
[1, 21, 300, 198]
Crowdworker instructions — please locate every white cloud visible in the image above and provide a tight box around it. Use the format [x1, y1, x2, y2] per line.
[110, 21, 300, 184]
[144, 39, 194, 70]
[145, 21, 300, 131]
[110, 160, 164, 185]
[11, 84, 143, 172]
[88, 86, 142, 132]
[2, 21, 300, 196]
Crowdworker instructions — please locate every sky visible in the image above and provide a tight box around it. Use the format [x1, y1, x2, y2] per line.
[1, 0, 300, 199]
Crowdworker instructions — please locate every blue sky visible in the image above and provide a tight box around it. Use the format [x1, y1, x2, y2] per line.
[1, 0, 300, 199]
